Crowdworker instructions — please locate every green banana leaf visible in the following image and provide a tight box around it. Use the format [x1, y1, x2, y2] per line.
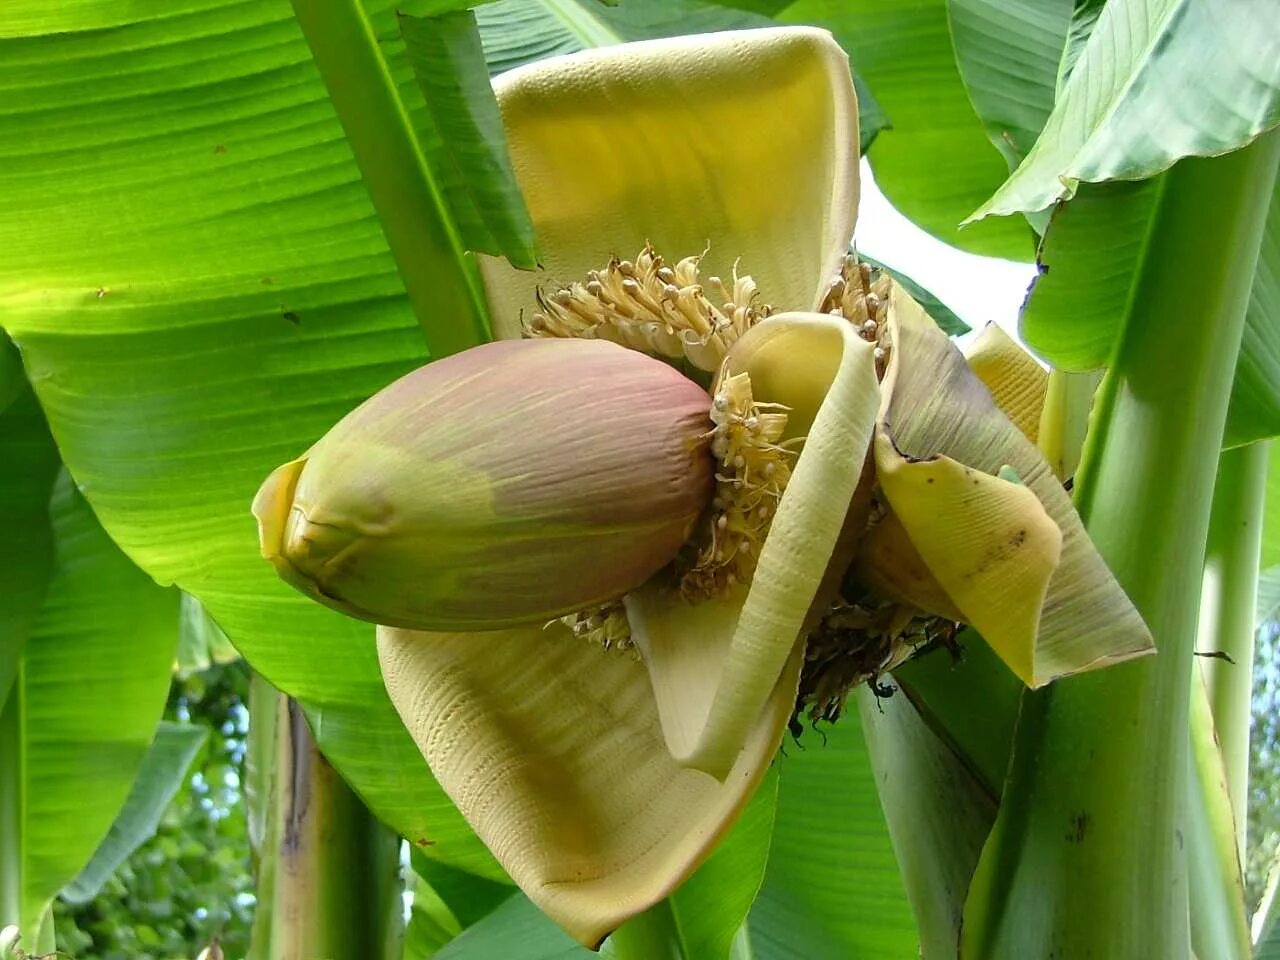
[1021, 177, 1280, 449]
[60, 721, 209, 905]
[777, 0, 1033, 260]
[399, 8, 539, 268]
[952, 0, 1280, 448]
[0, 0, 503, 878]
[0, 388, 59, 705]
[423, 773, 777, 959]
[971, 0, 1280, 220]
[0, 332, 23, 414]
[747, 713, 918, 958]
[176, 592, 241, 676]
[947, 0, 1070, 173]
[0, 472, 178, 940]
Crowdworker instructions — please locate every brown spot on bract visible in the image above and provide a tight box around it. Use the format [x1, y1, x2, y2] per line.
[414, 837, 435, 847]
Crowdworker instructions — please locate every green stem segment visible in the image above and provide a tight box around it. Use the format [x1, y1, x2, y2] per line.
[289, 0, 490, 357]
[247, 677, 403, 960]
[962, 132, 1280, 960]
[1196, 439, 1271, 854]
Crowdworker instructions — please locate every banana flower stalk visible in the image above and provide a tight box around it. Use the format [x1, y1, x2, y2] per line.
[253, 27, 1152, 947]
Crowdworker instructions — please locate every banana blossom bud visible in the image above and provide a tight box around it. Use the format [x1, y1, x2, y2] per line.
[253, 338, 713, 630]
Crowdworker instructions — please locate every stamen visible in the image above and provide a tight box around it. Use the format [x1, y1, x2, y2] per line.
[679, 370, 797, 600]
[526, 242, 773, 372]
[557, 600, 634, 654]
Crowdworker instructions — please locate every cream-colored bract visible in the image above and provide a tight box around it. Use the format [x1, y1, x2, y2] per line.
[378, 623, 801, 948]
[628, 314, 881, 778]
[478, 26, 860, 339]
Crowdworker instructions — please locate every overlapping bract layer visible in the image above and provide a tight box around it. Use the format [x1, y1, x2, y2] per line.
[250, 25, 1152, 949]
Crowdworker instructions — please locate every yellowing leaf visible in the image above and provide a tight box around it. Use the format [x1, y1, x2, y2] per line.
[377, 623, 801, 948]
[875, 443, 1062, 687]
[478, 26, 860, 337]
[877, 281, 1152, 684]
[628, 312, 880, 778]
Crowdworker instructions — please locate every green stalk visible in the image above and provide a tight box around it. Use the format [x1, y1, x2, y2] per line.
[962, 132, 1280, 959]
[289, 0, 490, 357]
[1196, 439, 1271, 849]
[0, 681, 20, 931]
[608, 901, 685, 960]
[247, 678, 403, 960]
[1037, 367, 1103, 480]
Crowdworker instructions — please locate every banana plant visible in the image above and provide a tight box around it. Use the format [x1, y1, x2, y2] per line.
[1, 0, 1279, 958]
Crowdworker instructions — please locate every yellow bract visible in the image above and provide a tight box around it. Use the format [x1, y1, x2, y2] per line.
[875, 446, 1062, 687]
[875, 281, 1153, 686]
[964, 322, 1049, 444]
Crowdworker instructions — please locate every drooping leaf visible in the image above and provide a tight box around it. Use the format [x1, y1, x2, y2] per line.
[0, 473, 178, 935]
[778, 0, 1033, 260]
[971, 0, 1280, 219]
[0, 0, 502, 879]
[1023, 175, 1280, 450]
[748, 708, 918, 959]
[399, 9, 540, 269]
[60, 721, 208, 905]
[1019, 179, 1158, 370]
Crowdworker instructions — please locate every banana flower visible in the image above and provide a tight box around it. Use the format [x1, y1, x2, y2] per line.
[254, 27, 1152, 946]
